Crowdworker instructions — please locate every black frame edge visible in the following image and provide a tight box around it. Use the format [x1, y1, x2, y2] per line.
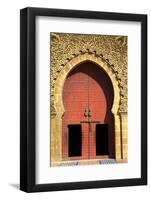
[141, 15, 148, 185]
[20, 7, 36, 192]
[24, 7, 147, 21]
[20, 8, 28, 192]
[27, 178, 145, 193]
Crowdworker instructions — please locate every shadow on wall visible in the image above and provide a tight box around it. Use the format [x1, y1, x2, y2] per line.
[9, 183, 19, 190]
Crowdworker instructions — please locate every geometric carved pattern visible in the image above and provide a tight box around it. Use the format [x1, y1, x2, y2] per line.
[50, 33, 127, 113]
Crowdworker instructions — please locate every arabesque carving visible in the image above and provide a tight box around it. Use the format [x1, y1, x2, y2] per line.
[50, 33, 127, 113]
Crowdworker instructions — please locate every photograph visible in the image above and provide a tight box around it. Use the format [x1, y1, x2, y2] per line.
[50, 33, 128, 167]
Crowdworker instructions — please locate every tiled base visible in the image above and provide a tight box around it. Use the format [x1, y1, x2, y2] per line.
[50, 158, 127, 167]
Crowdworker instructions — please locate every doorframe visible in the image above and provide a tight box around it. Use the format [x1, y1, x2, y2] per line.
[50, 51, 127, 166]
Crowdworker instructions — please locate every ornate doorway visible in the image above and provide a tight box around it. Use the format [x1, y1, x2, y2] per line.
[50, 34, 128, 166]
[62, 62, 115, 161]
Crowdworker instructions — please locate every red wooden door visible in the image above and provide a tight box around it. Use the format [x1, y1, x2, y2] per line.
[62, 62, 114, 160]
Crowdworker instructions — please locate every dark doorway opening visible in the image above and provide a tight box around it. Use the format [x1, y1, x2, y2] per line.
[96, 124, 109, 155]
[68, 124, 82, 157]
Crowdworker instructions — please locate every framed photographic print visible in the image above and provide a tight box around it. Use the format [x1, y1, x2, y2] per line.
[20, 7, 147, 192]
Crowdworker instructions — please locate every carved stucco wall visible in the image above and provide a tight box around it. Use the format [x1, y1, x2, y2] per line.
[50, 33, 127, 114]
[50, 33, 128, 165]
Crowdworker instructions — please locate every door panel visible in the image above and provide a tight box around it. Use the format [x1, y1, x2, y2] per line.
[62, 66, 89, 159]
[68, 125, 82, 157]
[96, 124, 109, 155]
[62, 62, 114, 160]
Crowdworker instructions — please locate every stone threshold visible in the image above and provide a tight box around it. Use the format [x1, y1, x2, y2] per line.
[50, 158, 127, 167]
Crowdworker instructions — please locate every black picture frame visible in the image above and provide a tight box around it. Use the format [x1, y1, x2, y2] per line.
[20, 7, 147, 192]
